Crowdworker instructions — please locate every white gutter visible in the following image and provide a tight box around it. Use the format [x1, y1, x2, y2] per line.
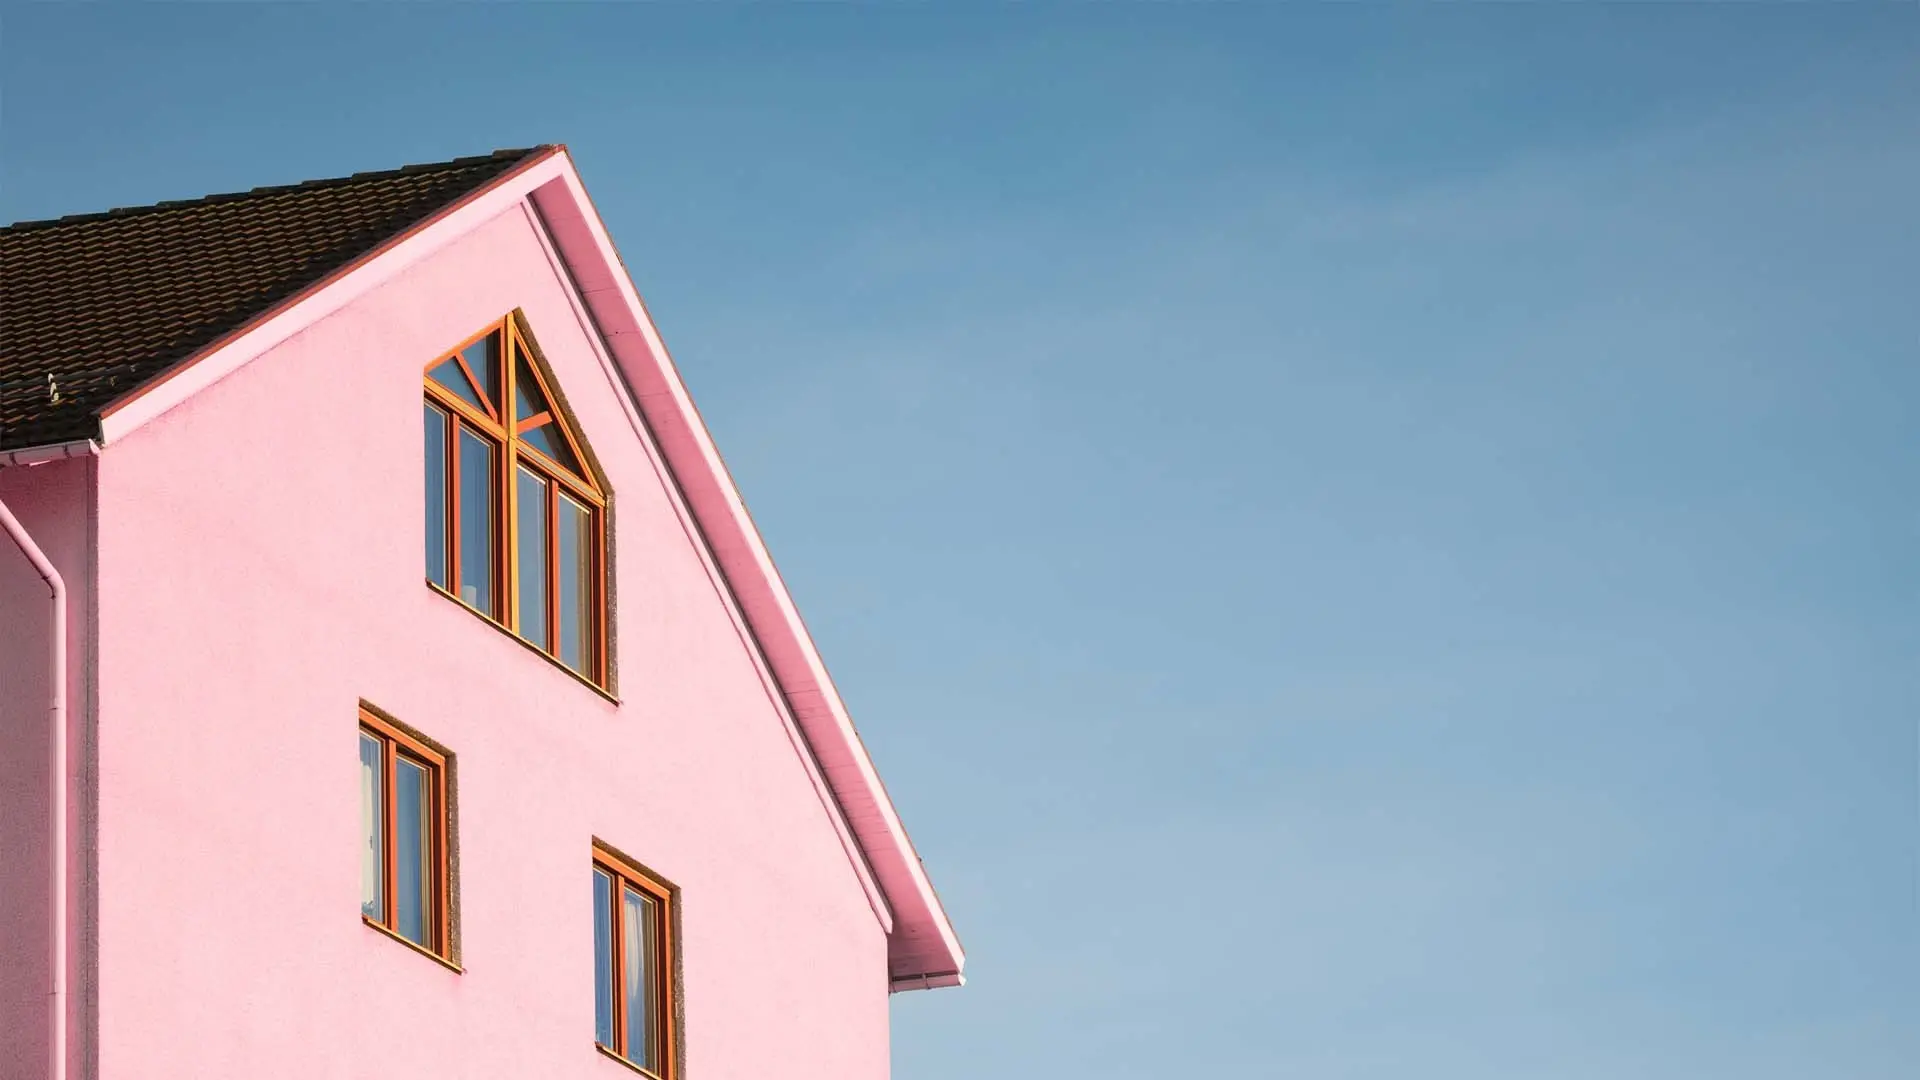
[1, 438, 99, 468]
[889, 971, 966, 993]
[0, 436, 96, 1080]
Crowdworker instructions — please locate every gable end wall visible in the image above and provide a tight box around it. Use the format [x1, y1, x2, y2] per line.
[88, 205, 890, 1079]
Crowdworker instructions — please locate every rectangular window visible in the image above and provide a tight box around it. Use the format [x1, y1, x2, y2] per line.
[360, 708, 452, 961]
[593, 847, 676, 1078]
[424, 403, 501, 620]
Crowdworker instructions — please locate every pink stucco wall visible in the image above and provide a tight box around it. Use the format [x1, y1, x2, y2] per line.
[85, 206, 890, 1078]
[0, 455, 92, 1080]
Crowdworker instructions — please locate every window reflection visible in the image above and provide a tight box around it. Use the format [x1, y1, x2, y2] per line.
[360, 715, 451, 963]
[594, 870, 615, 1047]
[558, 494, 594, 675]
[624, 887, 658, 1069]
[457, 428, 496, 614]
[423, 404, 448, 589]
[462, 334, 499, 410]
[516, 467, 550, 649]
[594, 858, 673, 1072]
[394, 756, 433, 948]
[425, 321, 608, 687]
[359, 734, 384, 920]
[428, 358, 486, 413]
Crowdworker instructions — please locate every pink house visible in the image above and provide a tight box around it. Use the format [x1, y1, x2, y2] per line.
[0, 146, 963, 1080]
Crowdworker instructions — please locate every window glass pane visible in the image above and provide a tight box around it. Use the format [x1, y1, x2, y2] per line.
[394, 756, 434, 948]
[593, 870, 615, 1048]
[557, 494, 596, 677]
[521, 422, 581, 474]
[424, 404, 449, 588]
[622, 887, 659, 1070]
[514, 357, 550, 424]
[515, 356, 583, 474]
[428, 357, 486, 413]
[462, 333, 500, 411]
[457, 427, 496, 615]
[359, 733, 384, 920]
[516, 467, 551, 650]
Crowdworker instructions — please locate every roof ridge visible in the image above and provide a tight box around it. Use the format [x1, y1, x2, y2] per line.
[1, 146, 551, 234]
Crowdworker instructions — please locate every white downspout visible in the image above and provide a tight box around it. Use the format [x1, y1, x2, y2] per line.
[0, 453, 81, 1080]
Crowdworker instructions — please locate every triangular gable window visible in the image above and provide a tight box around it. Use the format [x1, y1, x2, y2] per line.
[422, 316, 609, 688]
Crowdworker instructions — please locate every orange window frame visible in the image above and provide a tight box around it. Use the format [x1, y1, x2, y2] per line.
[359, 708, 451, 959]
[594, 845, 679, 1079]
[424, 400, 504, 616]
[423, 316, 610, 687]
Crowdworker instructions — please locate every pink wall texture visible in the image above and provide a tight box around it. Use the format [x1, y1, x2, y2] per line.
[70, 205, 890, 1078]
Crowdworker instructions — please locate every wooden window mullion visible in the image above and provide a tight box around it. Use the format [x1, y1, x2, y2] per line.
[610, 871, 628, 1057]
[429, 387, 499, 436]
[505, 454, 519, 630]
[658, 896, 673, 1079]
[382, 737, 398, 931]
[423, 758, 441, 953]
[496, 437, 511, 624]
[451, 352, 497, 424]
[436, 763, 450, 957]
[547, 482, 561, 655]
[594, 506, 606, 684]
[446, 421, 462, 600]
[501, 324, 519, 631]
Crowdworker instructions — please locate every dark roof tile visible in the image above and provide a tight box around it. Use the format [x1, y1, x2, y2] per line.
[0, 147, 551, 450]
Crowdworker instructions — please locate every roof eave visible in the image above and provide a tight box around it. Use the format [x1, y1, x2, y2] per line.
[526, 152, 965, 989]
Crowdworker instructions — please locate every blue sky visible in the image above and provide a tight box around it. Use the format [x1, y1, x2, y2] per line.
[5, 4, 1916, 1077]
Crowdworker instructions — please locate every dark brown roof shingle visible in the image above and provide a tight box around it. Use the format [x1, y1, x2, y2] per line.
[0, 147, 551, 450]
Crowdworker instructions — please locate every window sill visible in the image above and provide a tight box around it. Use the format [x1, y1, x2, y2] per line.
[362, 915, 463, 974]
[595, 1044, 665, 1080]
[426, 579, 620, 705]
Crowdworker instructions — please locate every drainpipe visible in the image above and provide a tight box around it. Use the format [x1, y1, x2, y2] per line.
[0, 437, 92, 1080]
